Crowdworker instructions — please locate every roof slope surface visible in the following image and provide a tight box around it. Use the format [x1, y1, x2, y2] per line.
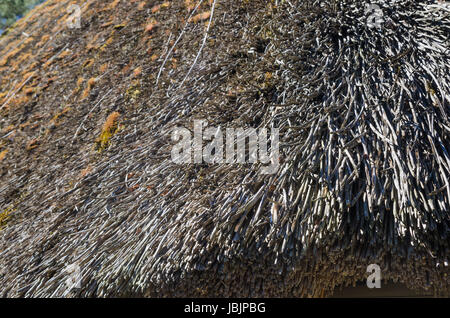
[0, 0, 449, 297]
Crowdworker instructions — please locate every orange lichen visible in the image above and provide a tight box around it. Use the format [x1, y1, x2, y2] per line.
[87, 78, 97, 87]
[185, 0, 195, 11]
[0, 46, 23, 66]
[41, 75, 58, 90]
[58, 50, 72, 59]
[80, 0, 93, 13]
[171, 58, 178, 69]
[19, 121, 31, 130]
[52, 15, 69, 33]
[138, 1, 146, 10]
[133, 67, 142, 77]
[17, 72, 37, 89]
[42, 58, 54, 69]
[100, 32, 116, 51]
[24, 87, 36, 95]
[1, 125, 14, 134]
[17, 53, 32, 65]
[96, 112, 121, 151]
[51, 106, 71, 125]
[152, 2, 170, 13]
[145, 21, 159, 33]
[81, 78, 97, 100]
[26, 139, 40, 151]
[108, 0, 121, 10]
[121, 62, 132, 75]
[19, 114, 42, 131]
[0, 91, 7, 104]
[21, 62, 39, 76]
[83, 59, 94, 68]
[103, 112, 120, 133]
[0, 150, 7, 161]
[99, 63, 109, 73]
[72, 77, 84, 95]
[80, 165, 93, 178]
[37, 34, 50, 47]
[23, 37, 34, 46]
[7, 95, 31, 111]
[77, 77, 84, 87]
[128, 184, 139, 192]
[105, 36, 114, 46]
[101, 21, 114, 28]
[86, 33, 101, 51]
[189, 11, 211, 23]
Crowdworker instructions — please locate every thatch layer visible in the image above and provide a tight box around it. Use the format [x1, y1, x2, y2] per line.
[0, 0, 449, 297]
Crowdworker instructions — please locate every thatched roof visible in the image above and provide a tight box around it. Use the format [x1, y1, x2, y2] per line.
[0, 0, 449, 297]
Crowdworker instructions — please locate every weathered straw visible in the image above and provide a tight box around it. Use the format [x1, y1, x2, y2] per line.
[0, 0, 448, 297]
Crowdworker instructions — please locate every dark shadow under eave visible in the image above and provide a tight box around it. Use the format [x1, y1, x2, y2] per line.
[332, 282, 435, 298]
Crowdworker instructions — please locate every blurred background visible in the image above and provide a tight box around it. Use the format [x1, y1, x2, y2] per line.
[0, 0, 46, 34]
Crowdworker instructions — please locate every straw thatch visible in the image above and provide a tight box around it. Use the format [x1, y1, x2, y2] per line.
[0, 0, 449, 297]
